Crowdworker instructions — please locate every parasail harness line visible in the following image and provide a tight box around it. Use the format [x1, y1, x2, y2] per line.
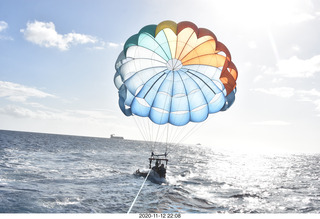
[127, 168, 152, 214]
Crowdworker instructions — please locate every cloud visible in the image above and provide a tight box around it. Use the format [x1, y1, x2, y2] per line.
[263, 55, 320, 78]
[107, 42, 121, 48]
[252, 87, 320, 115]
[0, 20, 13, 40]
[0, 104, 116, 123]
[0, 81, 55, 102]
[20, 20, 98, 51]
[296, 89, 320, 98]
[251, 87, 295, 98]
[251, 120, 291, 126]
[90, 41, 123, 50]
[0, 21, 8, 32]
[252, 87, 320, 100]
[66, 109, 117, 121]
[0, 105, 44, 119]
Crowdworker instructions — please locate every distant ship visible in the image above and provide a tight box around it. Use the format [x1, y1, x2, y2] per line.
[110, 134, 124, 140]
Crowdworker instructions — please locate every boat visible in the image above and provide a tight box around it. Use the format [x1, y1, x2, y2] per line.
[134, 153, 168, 184]
[135, 169, 167, 184]
[110, 134, 124, 139]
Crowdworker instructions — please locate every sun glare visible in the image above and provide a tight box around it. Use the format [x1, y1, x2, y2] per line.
[217, 0, 311, 28]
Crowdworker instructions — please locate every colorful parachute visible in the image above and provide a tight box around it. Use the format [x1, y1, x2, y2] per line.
[114, 21, 238, 126]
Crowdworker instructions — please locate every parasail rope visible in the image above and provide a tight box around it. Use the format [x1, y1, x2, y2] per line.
[127, 169, 152, 214]
[173, 122, 206, 147]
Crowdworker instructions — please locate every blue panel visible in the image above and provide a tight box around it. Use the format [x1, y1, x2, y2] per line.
[190, 106, 208, 123]
[170, 71, 189, 112]
[124, 68, 167, 96]
[186, 71, 217, 106]
[172, 71, 187, 96]
[221, 88, 236, 111]
[155, 30, 172, 60]
[185, 69, 227, 114]
[118, 85, 132, 116]
[136, 72, 167, 106]
[169, 112, 190, 126]
[150, 108, 169, 125]
[170, 95, 189, 112]
[187, 89, 207, 110]
[152, 92, 172, 112]
[187, 69, 222, 93]
[131, 98, 150, 117]
[208, 94, 225, 113]
[138, 33, 169, 61]
[124, 88, 135, 106]
[157, 71, 173, 95]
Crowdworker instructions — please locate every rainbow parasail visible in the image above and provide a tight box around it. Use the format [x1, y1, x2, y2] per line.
[114, 20, 238, 126]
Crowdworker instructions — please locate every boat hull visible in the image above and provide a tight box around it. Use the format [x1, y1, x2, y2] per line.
[134, 169, 166, 184]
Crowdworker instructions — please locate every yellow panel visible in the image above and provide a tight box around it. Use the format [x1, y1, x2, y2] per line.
[155, 20, 177, 36]
[175, 28, 195, 59]
[178, 35, 213, 60]
[163, 28, 177, 59]
[181, 40, 217, 63]
[182, 54, 226, 67]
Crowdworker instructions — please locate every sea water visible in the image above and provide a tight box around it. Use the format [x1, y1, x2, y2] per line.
[0, 130, 320, 213]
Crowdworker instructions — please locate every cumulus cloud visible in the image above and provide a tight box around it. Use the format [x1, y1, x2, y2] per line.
[253, 87, 320, 98]
[263, 55, 320, 78]
[0, 81, 55, 102]
[252, 87, 320, 100]
[251, 87, 295, 98]
[0, 104, 116, 123]
[0, 21, 8, 32]
[252, 87, 320, 115]
[0, 105, 45, 119]
[20, 20, 98, 51]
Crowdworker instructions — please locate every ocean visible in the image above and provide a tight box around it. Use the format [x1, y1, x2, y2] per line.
[0, 129, 320, 214]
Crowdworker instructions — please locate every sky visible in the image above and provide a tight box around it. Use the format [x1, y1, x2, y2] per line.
[1, 0, 320, 154]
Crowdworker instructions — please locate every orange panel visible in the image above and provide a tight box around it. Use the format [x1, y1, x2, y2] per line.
[182, 53, 226, 67]
[175, 28, 195, 59]
[181, 40, 217, 63]
[178, 35, 213, 60]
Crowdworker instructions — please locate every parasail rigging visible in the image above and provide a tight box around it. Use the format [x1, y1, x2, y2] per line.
[114, 20, 238, 181]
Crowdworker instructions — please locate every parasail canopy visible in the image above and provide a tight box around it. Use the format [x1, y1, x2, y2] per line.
[114, 21, 238, 126]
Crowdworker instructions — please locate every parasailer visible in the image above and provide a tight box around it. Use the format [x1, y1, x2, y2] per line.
[114, 20, 238, 181]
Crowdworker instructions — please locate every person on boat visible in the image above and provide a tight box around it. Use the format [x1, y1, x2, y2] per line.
[158, 164, 166, 178]
[152, 159, 160, 172]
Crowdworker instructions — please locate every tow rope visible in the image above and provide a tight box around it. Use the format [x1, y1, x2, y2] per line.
[127, 169, 152, 214]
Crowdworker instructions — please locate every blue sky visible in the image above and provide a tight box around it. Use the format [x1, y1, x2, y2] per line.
[1, 0, 320, 153]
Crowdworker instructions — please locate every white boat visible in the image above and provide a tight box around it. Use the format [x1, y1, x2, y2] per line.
[110, 134, 124, 139]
